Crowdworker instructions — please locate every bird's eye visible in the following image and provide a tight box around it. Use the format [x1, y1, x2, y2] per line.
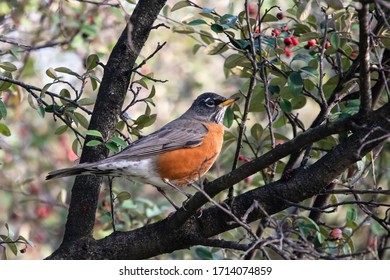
[205, 99, 215, 107]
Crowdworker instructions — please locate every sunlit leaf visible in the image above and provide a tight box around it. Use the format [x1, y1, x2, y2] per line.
[46, 67, 57, 79]
[55, 67, 80, 77]
[0, 62, 17, 72]
[86, 54, 99, 70]
[85, 130, 103, 138]
[54, 125, 68, 135]
[187, 19, 207, 26]
[0, 123, 11, 136]
[171, 1, 191, 12]
[86, 140, 102, 147]
[250, 123, 263, 141]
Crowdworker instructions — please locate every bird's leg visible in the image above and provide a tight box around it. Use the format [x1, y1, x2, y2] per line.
[162, 179, 192, 199]
[156, 187, 180, 210]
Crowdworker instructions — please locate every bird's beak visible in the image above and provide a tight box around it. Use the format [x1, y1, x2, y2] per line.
[219, 96, 240, 107]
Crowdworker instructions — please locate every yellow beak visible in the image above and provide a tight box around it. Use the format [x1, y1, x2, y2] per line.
[219, 96, 240, 107]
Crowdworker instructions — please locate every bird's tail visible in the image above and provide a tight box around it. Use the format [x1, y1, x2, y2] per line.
[46, 163, 95, 180]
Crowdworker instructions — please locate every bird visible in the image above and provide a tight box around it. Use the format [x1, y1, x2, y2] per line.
[46, 92, 238, 204]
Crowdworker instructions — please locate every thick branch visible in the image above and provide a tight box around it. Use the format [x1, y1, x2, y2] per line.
[55, 0, 167, 245]
[358, 1, 372, 114]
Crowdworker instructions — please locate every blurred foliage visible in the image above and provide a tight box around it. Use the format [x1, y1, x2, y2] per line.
[0, 0, 390, 259]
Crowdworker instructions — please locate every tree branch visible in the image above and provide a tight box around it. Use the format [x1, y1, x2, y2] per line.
[46, 102, 390, 259]
[50, 0, 167, 247]
[358, 1, 372, 115]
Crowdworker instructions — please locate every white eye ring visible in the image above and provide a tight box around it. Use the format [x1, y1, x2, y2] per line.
[205, 99, 215, 107]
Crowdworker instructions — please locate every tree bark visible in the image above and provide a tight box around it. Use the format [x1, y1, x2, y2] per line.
[50, 0, 167, 246]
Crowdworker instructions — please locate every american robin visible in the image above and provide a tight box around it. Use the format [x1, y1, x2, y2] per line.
[46, 92, 238, 202]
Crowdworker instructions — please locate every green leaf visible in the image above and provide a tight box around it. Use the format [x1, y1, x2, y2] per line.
[187, 19, 207, 26]
[329, 33, 340, 49]
[72, 138, 79, 155]
[193, 44, 201, 54]
[228, 37, 250, 50]
[54, 125, 68, 135]
[110, 136, 127, 147]
[1, 235, 18, 256]
[46, 67, 57, 79]
[195, 247, 213, 260]
[0, 71, 12, 91]
[148, 85, 156, 99]
[291, 95, 307, 110]
[116, 191, 131, 202]
[172, 26, 195, 34]
[54, 67, 80, 77]
[200, 30, 215, 44]
[89, 75, 100, 91]
[210, 23, 224, 33]
[224, 53, 251, 69]
[262, 14, 278, 22]
[300, 66, 318, 78]
[74, 112, 89, 129]
[0, 62, 17, 72]
[346, 206, 357, 222]
[78, 98, 95, 106]
[37, 106, 45, 118]
[171, 0, 191, 12]
[204, 42, 228, 55]
[86, 54, 99, 70]
[0, 99, 7, 120]
[250, 123, 263, 141]
[223, 107, 234, 128]
[44, 104, 62, 113]
[105, 142, 119, 153]
[288, 71, 303, 96]
[279, 98, 292, 113]
[85, 130, 103, 138]
[0, 123, 11, 136]
[41, 83, 52, 97]
[86, 140, 102, 147]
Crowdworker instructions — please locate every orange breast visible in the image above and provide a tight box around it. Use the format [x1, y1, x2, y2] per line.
[156, 122, 224, 187]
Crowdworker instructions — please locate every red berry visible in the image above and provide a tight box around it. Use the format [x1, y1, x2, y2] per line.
[276, 12, 284, 20]
[238, 154, 245, 161]
[291, 37, 299, 46]
[283, 47, 293, 57]
[254, 25, 260, 33]
[325, 41, 331, 49]
[244, 157, 251, 163]
[271, 29, 280, 37]
[281, 26, 288, 32]
[244, 176, 252, 184]
[350, 52, 357, 58]
[35, 205, 51, 218]
[248, 3, 257, 17]
[308, 39, 316, 47]
[284, 37, 292, 46]
[330, 228, 343, 240]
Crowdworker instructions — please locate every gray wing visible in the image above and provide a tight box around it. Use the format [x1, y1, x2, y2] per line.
[103, 118, 208, 162]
